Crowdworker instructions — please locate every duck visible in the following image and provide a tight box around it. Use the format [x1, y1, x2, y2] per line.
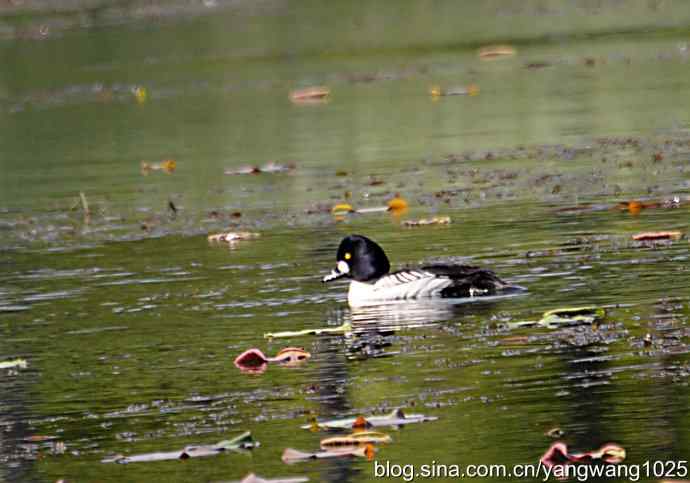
[322, 234, 523, 306]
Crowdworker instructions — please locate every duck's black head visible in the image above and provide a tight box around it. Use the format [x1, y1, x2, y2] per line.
[322, 234, 390, 283]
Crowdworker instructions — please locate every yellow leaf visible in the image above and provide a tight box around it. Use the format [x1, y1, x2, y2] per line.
[331, 203, 354, 215]
[161, 159, 176, 173]
[387, 196, 408, 212]
[133, 86, 147, 104]
[466, 83, 480, 96]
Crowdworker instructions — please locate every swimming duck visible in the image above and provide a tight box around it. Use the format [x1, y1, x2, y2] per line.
[323, 234, 522, 306]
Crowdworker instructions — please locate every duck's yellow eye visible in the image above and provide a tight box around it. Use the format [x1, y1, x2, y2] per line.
[344, 252, 352, 260]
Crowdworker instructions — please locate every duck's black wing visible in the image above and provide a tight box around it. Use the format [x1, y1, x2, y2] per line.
[420, 264, 510, 298]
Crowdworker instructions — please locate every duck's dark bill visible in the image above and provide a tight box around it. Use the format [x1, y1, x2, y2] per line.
[322, 269, 346, 283]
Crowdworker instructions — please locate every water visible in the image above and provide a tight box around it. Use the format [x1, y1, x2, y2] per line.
[1, 1, 690, 482]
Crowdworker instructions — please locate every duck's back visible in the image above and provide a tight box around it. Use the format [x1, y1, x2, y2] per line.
[347, 264, 510, 304]
[420, 264, 509, 298]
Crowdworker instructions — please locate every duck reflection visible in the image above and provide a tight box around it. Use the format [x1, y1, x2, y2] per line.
[312, 295, 524, 482]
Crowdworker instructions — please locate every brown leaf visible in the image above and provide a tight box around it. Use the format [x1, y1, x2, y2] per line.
[632, 231, 683, 241]
[478, 45, 516, 60]
[290, 86, 330, 103]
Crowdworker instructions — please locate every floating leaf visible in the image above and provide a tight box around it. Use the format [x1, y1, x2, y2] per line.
[264, 322, 352, 339]
[387, 196, 408, 212]
[270, 347, 311, 365]
[234, 348, 269, 368]
[352, 416, 371, 430]
[429, 84, 479, 97]
[234, 347, 310, 373]
[403, 216, 451, 227]
[619, 200, 644, 215]
[525, 61, 552, 69]
[238, 474, 309, 483]
[466, 84, 480, 96]
[508, 306, 605, 329]
[132, 86, 147, 104]
[332, 203, 356, 215]
[160, 159, 176, 173]
[140, 159, 176, 175]
[102, 433, 258, 464]
[545, 427, 564, 438]
[302, 408, 437, 430]
[214, 431, 259, 451]
[331, 203, 355, 215]
[290, 86, 330, 103]
[320, 431, 391, 449]
[261, 161, 296, 173]
[24, 435, 58, 442]
[208, 232, 260, 243]
[225, 165, 262, 175]
[0, 358, 28, 370]
[281, 444, 373, 464]
[225, 162, 295, 175]
[542, 306, 605, 321]
[541, 442, 626, 470]
[478, 45, 516, 60]
[632, 231, 683, 241]
[354, 206, 388, 214]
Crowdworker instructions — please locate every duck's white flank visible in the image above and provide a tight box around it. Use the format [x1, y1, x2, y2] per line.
[347, 270, 453, 305]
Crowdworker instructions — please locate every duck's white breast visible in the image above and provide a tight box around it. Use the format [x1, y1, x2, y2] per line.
[347, 271, 453, 306]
